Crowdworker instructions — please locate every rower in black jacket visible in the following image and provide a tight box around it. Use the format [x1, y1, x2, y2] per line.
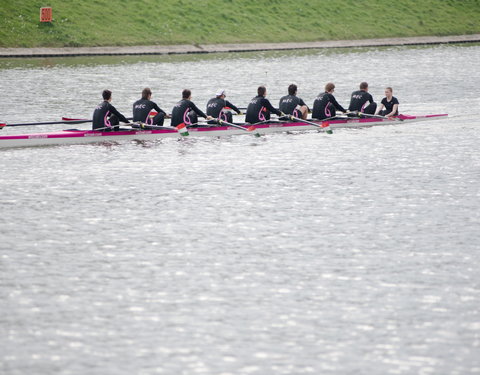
[171, 89, 212, 127]
[348, 82, 377, 115]
[312, 82, 347, 120]
[206, 89, 241, 124]
[133, 88, 168, 127]
[279, 84, 309, 120]
[245, 86, 284, 124]
[92, 90, 129, 131]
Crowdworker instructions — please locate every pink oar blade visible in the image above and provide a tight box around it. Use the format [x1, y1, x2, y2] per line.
[62, 117, 89, 121]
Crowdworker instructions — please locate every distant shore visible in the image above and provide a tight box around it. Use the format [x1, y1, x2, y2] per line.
[1, 34, 479, 58]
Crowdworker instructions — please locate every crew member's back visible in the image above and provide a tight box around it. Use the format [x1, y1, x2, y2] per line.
[312, 82, 346, 120]
[245, 86, 283, 124]
[348, 82, 377, 115]
[133, 88, 167, 126]
[171, 89, 212, 127]
[279, 84, 309, 120]
[92, 89, 129, 131]
[206, 89, 241, 123]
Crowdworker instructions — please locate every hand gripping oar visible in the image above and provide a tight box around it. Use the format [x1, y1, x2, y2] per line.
[285, 115, 333, 134]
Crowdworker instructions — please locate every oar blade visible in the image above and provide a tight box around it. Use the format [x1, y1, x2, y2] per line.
[175, 123, 189, 136]
[62, 117, 89, 121]
[321, 121, 333, 134]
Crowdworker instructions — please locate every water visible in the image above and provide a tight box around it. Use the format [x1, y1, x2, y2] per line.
[1, 45, 480, 375]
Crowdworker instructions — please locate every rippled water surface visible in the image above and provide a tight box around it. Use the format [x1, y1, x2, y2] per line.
[1, 45, 480, 375]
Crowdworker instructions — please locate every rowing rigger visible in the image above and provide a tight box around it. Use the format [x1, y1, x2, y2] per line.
[0, 114, 448, 149]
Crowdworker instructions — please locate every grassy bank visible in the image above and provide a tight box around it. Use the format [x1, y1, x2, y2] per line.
[1, 0, 479, 48]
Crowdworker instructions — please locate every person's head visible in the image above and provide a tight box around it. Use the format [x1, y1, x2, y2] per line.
[385, 87, 393, 97]
[360, 82, 369, 91]
[142, 87, 152, 100]
[216, 89, 226, 99]
[182, 89, 191, 99]
[258, 86, 266, 97]
[325, 82, 335, 93]
[288, 84, 297, 96]
[102, 89, 112, 101]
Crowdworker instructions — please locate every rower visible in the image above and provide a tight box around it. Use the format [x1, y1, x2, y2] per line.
[206, 89, 242, 124]
[245, 86, 284, 124]
[133, 88, 168, 127]
[92, 90, 130, 131]
[171, 89, 213, 127]
[375, 87, 399, 117]
[348, 82, 377, 115]
[279, 84, 309, 120]
[312, 82, 347, 120]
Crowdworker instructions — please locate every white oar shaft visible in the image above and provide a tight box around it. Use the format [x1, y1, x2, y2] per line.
[93, 122, 132, 131]
[217, 119, 256, 132]
[287, 115, 333, 133]
[359, 112, 402, 121]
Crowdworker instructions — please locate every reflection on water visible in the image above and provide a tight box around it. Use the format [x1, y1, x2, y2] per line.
[1, 44, 480, 375]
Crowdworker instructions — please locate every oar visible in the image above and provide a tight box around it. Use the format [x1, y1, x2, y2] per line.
[62, 116, 134, 122]
[94, 122, 183, 135]
[62, 117, 88, 121]
[284, 115, 333, 134]
[2, 119, 94, 127]
[251, 119, 287, 126]
[216, 119, 261, 137]
[216, 119, 256, 132]
[1, 116, 132, 128]
[91, 123, 134, 132]
[358, 112, 403, 121]
[131, 122, 175, 131]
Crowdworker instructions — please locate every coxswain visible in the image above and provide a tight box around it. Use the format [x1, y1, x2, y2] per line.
[375, 87, 399, 117]
[171, 89, 212, 127]
[279, 84, 309, 120]
[133, 88, 168, 127]
[312, 82, 347, 120]
[92, 90, 130, 131]
[206, 89, 241, 124]
[245, 86, 284, 124]
[348, 82, 377, 115]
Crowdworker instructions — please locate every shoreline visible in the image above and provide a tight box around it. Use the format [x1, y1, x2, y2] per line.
[1, 34, 479, 58]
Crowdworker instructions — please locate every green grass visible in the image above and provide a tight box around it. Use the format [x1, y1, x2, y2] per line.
[0, 0, 479, 47]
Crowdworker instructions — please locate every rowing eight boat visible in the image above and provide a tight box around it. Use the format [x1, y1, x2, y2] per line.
[0, 114, 447, 149]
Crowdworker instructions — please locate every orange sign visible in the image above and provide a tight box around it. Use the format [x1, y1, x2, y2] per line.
[40, 7, 52, 22]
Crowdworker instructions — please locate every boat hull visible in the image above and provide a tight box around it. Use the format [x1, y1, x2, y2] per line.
[0, 114, 448, 149]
